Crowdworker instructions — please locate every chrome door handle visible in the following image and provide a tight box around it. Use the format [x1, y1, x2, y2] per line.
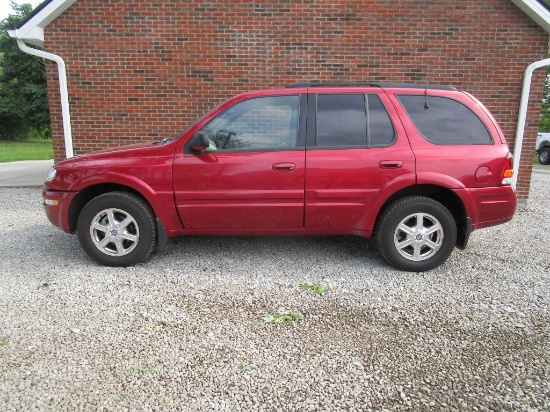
[272, 163, 296, 172]
[379, 161, 403, 169]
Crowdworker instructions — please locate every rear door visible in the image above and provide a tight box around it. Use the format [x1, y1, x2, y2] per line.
[172, 94, 307, 230]
[305, 90, 416, 233]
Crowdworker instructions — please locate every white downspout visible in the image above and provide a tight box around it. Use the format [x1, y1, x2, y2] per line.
[14, 38, 74, 159]
[512, 57, 550, 190]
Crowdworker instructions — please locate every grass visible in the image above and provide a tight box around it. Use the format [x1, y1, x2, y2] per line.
[262, 308, 302, 324]
[0, 139, 53, 162]
[299, 282, 327, 296]
[237, 362, 252, 371]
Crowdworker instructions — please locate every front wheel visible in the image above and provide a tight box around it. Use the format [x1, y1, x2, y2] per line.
[539, 147, 550, 165]
[375, 196, 457, 272]
[77, 192, 157, 267]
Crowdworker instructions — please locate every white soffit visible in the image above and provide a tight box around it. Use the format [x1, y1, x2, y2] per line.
[8, 0, 78, 46]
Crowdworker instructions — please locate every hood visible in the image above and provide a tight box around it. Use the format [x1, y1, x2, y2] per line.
[55, 140, 173, 168]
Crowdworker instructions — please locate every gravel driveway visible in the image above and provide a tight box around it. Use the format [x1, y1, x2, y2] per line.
[1, 173, 549, 411]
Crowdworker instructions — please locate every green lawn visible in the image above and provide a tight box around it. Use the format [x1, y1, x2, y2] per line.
[0, 139, 54, 162]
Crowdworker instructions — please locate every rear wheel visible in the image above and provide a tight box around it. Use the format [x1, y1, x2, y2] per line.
[376, 196, 457, 272]
[77, 192, 156, 267]
[539, 147, 550, 165]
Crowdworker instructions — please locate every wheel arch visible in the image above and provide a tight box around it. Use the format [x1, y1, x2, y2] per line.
[373, 184, 468, 247]
[68, 184, 151, 233]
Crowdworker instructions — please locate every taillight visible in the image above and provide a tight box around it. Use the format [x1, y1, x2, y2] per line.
[500, 152, 514, 186]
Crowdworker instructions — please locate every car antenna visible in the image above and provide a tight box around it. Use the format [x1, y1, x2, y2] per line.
[424, 85, 430, 110]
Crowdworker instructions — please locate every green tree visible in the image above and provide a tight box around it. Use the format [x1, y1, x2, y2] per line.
[0, 2, 50, 140]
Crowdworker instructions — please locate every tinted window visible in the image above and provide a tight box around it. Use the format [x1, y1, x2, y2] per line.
[317, 94, 367, 146]
[316, 94, 394, 147]
[202, 95, 299, 151]
[368, 94, 395, 147]
[397, 95, 492, 144]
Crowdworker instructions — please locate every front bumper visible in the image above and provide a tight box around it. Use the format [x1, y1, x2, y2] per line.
[42, 189, 78, 233]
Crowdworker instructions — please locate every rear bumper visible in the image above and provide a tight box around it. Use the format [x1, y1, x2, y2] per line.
[455, 186, 517, 231]
[42, 189, 77, 233]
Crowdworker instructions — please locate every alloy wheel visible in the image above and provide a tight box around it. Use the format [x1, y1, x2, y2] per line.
[393, 212, 444, 261]
[89, 208, 140, 256]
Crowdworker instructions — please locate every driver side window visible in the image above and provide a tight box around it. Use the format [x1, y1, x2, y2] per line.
[201, 95, 300, 151]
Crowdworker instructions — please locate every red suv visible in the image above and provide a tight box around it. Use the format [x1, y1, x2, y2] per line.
[43, 82, 516, 271]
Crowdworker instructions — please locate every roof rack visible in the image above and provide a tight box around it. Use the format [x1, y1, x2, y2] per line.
[287, 81, 377, 88]
[286, 82, 457, 91]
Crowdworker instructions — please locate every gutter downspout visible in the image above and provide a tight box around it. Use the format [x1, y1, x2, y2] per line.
[512, 57, 550, 190]
[13, 38, 73, 159]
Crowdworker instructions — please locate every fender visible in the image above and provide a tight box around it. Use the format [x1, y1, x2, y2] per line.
[69, 171, 183, 232]
[416, 172, 479, 225]
[415, 172, 466, 189]
[359, 172, 478, 233]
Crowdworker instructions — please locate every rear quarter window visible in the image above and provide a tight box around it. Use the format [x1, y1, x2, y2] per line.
[397, 95, 493, 145]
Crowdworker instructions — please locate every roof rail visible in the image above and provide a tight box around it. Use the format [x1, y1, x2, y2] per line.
[287, 81, 378, 88]
[286, 82, 457, 91]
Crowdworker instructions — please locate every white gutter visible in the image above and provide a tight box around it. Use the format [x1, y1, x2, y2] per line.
[512, 57, 550, 190]
[10, 37, 74, 159]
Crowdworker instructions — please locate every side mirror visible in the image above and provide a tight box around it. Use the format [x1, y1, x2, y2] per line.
[189, 131, 209, 152]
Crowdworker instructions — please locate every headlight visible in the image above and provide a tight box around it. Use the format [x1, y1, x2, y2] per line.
[46, 166, 57, 182]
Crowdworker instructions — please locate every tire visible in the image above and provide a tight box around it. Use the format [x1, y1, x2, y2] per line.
[375, 196, 457, 272]
[77, 192, 156, 267]
[539, 147, 550, 165]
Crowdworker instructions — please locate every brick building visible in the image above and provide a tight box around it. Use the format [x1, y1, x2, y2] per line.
[9, 0, 550, 199]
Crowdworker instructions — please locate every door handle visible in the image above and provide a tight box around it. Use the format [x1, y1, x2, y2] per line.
[379, 160, 403, 169]
[272, 163, 296, 172]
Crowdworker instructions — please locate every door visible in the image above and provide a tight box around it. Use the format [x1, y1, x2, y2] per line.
[173, 94, 306, 230]
[305, 92, 416, 232]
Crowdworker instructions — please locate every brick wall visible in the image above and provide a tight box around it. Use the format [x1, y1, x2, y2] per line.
[43, 0, 548, 199]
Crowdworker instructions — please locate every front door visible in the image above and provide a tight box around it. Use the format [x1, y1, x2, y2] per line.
[173, 94, 306, 230]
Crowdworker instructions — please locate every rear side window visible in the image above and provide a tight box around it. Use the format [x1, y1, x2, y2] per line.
[397, 95, 492, 145]
[316, 94, 395, 147]
[317, 94, 366, 146]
